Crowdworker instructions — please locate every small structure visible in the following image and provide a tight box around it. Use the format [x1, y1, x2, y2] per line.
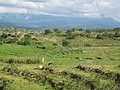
[42, 57, 45, 64]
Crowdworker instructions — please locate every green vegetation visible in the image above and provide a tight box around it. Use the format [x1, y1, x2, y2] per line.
[0, 26, 120, 90]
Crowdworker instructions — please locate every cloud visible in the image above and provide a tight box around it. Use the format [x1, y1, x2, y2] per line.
[0, 0, 120, 22]
[0, 6, 28, 14]
[0, 0, 44, 9]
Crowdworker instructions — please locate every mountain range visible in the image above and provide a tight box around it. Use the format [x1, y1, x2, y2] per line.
[0, 13, 120, 30]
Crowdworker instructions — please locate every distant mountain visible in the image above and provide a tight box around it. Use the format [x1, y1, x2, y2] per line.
[0, 13, 120, 29]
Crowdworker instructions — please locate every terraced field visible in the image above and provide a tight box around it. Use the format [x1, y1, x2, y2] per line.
[0, 27, 120, 90]
[0, 45, 120, 90]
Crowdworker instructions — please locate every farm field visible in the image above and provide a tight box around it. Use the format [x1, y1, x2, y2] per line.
[0, 27, 120, 90]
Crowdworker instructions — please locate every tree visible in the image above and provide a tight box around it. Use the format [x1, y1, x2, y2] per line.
[24, 34, 31, 38]
[24, 38, 31, 45]
[66, 30, 73, 34]
[66, 34, 76, 39]
[1, 33, 8, 39]
[86, 30, 91, 33]
[96, 35, 104, 39]
[17, 41, 24, 45]
[62, 40, 69, 46]
[5, 38, 17, 44]
[44, 29, 52, 35]
[0, 37, 3, 45]
[78, 28, 83, 31]
[54, 28, 62, 33]
[17, 38, 31, 46]
[114, 32, 120, 37]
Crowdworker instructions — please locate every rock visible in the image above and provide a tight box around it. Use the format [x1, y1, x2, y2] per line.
[37, 65, 44, 70]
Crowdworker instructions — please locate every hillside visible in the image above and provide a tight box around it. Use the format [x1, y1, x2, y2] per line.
[0, 27, 120, 90]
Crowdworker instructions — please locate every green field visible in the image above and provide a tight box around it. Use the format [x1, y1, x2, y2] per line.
[0, 27, 120, 90]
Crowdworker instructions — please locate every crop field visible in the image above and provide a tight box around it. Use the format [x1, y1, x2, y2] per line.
[0, 27, 120, 90]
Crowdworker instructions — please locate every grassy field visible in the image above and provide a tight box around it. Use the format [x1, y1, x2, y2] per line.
[0, 27, 120, 90]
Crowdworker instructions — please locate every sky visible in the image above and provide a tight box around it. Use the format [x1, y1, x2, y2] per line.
[0, 0, 120, 22]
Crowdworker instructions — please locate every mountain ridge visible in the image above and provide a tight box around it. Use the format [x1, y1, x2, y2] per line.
[0, 13, 120, 30]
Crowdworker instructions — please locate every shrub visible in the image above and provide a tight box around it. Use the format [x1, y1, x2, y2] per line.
[37, 46, 46, 49]
[24, 34, 31, 38]
[1, 33, 8, 38]
[54, 28, 62, 33]
[62, 40, 69, 46]
[26, 59, 33, 64]
[17, 41, 24, 45]
[66, 34, 76, 39]
[0, 41, 3, 45]
[84, 44, 91, 47]
[17, 39, 31, 46]
[24, 39, 31, 45]
[96, 35, 104, 39]
[7, 58, 14, 64]
[53, 43, 58, 46]
[5, 38, 16, 44]
[44, 29, 52, 35]
[31, 38, 37, 41]
[114, 32, 120, 37]
[35, 42, 42, 45]
[66, 30, 73, 33]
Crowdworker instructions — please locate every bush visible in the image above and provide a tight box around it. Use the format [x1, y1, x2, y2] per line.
[1, 33, 8, 38]
[114, 32, 120, 37]
[86, 30, 91, 33]
[17, 39, 31, 46]
[7, 58, 14, 64]
[31, 38, 37, 41]
[0, 40, 3, 45]
[96, 35, 104, 39]
[17, 41, 24, 45]
[66, 30, 73, 34]
[84, 44, 91, 47]
[26, 59, 33, 64]
[35, 42, 42, 45]
[5, 38, 16, 44]
[54, 28, 62, 33]
[24, 34, 31, 38]
[53, 43, 58, 46]
[37, 46, 46, 49]
[66, 34, 76, 39]
[24, 39, 31, 45]
[62, 40, 69, 46]
[44, 29, 52, 35]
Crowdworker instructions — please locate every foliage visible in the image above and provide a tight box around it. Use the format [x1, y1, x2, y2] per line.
[54, 28, 62, 33]
[44, 29, 53, 35]
[62, 40, 69, 46]
[1, 33, 8, 39]
[96, 35, 104, 39]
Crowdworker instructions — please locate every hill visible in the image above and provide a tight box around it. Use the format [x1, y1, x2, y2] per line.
[0, 13, 120, 29]
[0, 27, 120, 90]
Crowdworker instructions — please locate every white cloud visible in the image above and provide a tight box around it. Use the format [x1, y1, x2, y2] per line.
[0, 0, 44, 9]
[0, 0, 120, 22]
[0, 6, 28, 14]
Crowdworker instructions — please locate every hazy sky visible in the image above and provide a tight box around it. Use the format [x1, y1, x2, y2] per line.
[0, 0, 120, 22]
